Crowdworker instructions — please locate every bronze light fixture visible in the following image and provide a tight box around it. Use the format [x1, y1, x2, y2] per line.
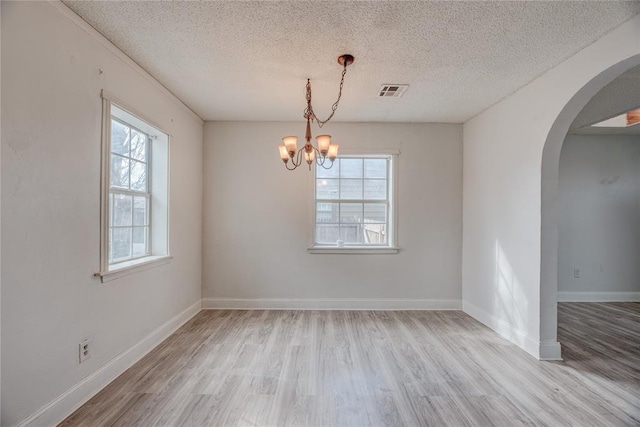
[278, 54, 355, 171]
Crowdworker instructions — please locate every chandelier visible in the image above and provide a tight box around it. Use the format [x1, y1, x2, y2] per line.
[278, 54, 355, 171]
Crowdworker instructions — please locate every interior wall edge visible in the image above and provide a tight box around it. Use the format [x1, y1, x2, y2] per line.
[14, 301, 202, 427]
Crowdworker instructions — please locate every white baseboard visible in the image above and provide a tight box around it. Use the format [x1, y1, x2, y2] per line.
[17, 300, 202, 427]
[558, 291, 640, 302]
[539, 341, 562, 361]
[462, 301, 561, 360]
[202, 297, 461, 310]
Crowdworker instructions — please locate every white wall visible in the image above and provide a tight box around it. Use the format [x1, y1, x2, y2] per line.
[1, 2, 203, 426]
[462, 15, 640, 359]
[203, 122, 462, 307]
[0, 2, 3, 420]
[558, 135, 640, 299]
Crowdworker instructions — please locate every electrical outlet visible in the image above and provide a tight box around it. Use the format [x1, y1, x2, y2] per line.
[79, 339, 92, 363]
[573, 268, 581, 279]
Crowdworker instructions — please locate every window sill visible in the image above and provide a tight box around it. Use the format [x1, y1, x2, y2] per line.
[95, 255, 173, 283]
[307, 247, 399, 254]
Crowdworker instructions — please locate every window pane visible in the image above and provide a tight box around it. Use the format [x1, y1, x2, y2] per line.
[110, 155, 130, 189]
[130, 129, 147, 162]
[108, 228, 113, 263]
[111, 120, 130, 156]
[364, 159, 387, 178]
[316, 203, 339, 223]
[340, 203, 362, 223]
[316, 161, 339, 178]
[316, 224, 339, 244]
[109, 193, 113, 227]
[133, 196, 148, 226]
[364, 203, 386, 223]
[340, 224, 362, 244]
[112, 227, 132, 261]
[113, 194, 132, 226]
[340, 158, 363, 178]
[130, 160, 147, 192]
[340, 179, 363, 199]
[364, 179, 387, 200]
[363, 224, 387, 244]
[132, 226, 148, 257]
[316, 178, 339, 200]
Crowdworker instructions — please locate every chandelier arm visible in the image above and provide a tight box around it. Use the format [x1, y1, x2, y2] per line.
[295, 147, 305, 167]
[313, 146, 325, 167]
[285, 159, 298, 171]
[285, 147, 302, 170]
[318, 159, 334, 169]
[313, 147, 335, 169]
[306, 64, 349, 128]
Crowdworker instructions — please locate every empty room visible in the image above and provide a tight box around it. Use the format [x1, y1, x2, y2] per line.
[2, 1, 640, 426]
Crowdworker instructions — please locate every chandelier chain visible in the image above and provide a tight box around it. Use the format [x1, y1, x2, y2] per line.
[304, 64, 348, 128]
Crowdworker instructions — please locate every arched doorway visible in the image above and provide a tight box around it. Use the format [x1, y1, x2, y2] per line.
[540, 54, 640, 358]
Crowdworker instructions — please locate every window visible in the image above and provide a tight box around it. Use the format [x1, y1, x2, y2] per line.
[97, 92, 171, 282]
[309, 153, 398, 254]
[109, 118, 150, 263]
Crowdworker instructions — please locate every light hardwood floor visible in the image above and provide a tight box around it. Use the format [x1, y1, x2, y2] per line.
[60, 304, 640, 426]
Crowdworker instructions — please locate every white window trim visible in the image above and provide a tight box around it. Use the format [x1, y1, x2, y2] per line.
[307, 149, 400, 254]
[97, 255, 173, 283]
[95, 90, 172, 282]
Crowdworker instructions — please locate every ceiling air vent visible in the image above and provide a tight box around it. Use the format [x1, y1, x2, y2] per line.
[378, 84, 409, 98]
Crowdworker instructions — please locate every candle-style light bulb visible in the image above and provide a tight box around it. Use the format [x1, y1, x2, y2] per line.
[305, 150, 315, 165]
[316, 134, 331, 156]
[278, 145, 289, 163]
[282, 136, 298, 157]
[328, 144, 339, 161]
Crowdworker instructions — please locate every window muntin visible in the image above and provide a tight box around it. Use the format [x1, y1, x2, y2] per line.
[314, 156, 392, 246]
[108, 117, 151, 264]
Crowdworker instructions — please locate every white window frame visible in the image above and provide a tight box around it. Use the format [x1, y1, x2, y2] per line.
[96, 90, 172, 282]
[308, 149, 399, 254]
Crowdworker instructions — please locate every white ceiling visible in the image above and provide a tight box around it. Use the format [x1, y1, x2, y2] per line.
[62, 1, 640, 123]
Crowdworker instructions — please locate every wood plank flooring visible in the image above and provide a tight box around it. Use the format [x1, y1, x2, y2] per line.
[60, 304, 640, 426]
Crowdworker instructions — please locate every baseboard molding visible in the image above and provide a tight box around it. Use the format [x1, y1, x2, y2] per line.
[558, 291, 640, 302]
[462, 301, 561, 360]
[17, 300, 202, 427]
[539, 341, 562, 361]
[202, 297, 462, 310]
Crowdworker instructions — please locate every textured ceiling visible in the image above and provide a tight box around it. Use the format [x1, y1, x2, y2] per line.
[62, 1, 640, 123]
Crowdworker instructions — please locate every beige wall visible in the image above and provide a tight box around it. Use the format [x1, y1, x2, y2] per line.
[1, 2, 203, 425]
[203, 122, 463, 305]
[463, 14, 640, 359]
[559, 134, 640, 298]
